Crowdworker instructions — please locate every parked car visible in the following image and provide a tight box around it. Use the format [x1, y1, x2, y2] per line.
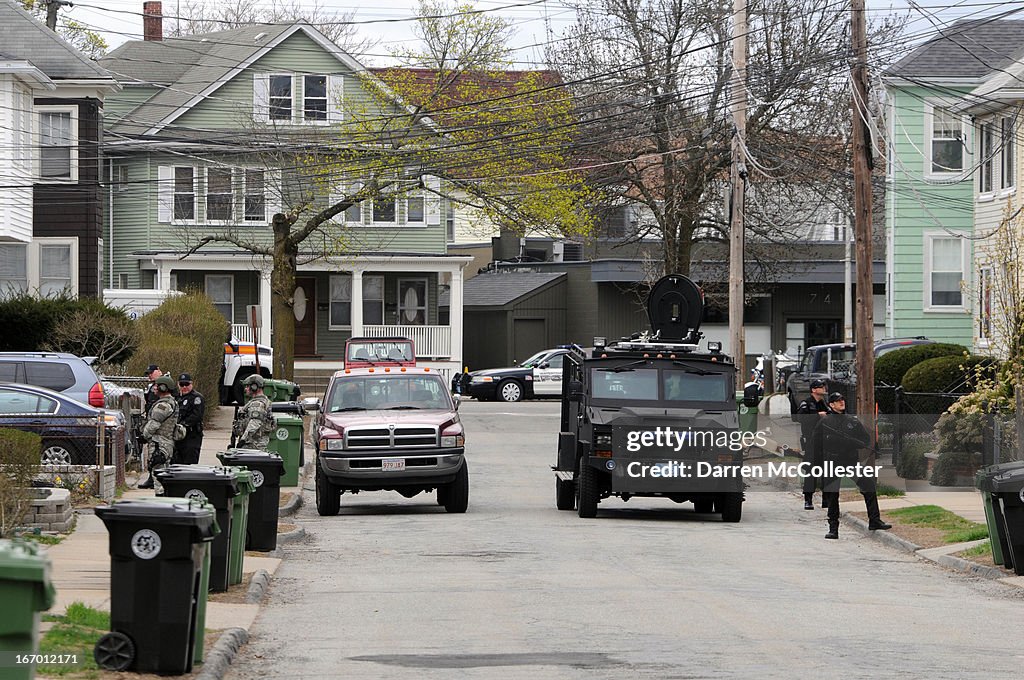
[311, 364, 467, 516]
[873, 336, 935, 357]
[0, 352, 106, 407]
[465, 347, 582, 402]
[0, 382, 125, 465]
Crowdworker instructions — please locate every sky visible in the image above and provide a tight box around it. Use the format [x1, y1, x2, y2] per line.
[49, 0, 1024, 68]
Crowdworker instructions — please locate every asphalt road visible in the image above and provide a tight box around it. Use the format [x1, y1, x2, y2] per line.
[228, 399, 1024, 679]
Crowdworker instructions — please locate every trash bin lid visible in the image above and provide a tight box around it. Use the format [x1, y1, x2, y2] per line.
[270, 401, 305, 415]
[990, 467, 1024, 494]
[217, 449, 286, 472]
[95, 498, 217, 535]
[154, 465, 240, 494]
[0, 539, 56, 609]
[219, 465, 255, 493]
[976, 461, 1024, 491]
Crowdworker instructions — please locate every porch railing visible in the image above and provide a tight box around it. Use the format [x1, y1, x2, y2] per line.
[231, 324, 256, 343]
[362, 325, 452, 359]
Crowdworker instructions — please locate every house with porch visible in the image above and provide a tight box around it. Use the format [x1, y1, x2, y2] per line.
[0, 0, 118, 297]
[97, 7, 469, 380]
[882, 19, 1024, 346]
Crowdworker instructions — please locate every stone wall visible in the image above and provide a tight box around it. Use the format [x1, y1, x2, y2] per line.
[22, 488, 75, 533]
[34, 465, 117, 502]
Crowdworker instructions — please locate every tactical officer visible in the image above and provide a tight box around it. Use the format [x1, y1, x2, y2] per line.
[139, 374, 178, 488]
[796, 378, 830, 509]
[234, 374, 273, 450]
[143, 364, 162, 416]
[815, 393, 892, 539]
[175, 373, 205, 464]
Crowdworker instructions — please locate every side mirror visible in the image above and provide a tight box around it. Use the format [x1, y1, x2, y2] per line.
[452, 394, 461, 410]
[300, 397, 320, 412]
[742, 384, 760, 408]
[568, 380, 584, 403]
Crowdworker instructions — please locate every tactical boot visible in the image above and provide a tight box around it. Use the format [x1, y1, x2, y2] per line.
[138, 474, 154, 489]
[804, 493, 814, 510]
[863, 493, 892, 530]
[825, 520, 839, 540]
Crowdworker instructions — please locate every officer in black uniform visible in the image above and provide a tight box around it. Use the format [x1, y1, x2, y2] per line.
[796, 378, 830, 509]
[174, 373, 205, 464]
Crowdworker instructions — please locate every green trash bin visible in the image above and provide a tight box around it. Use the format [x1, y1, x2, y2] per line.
[220, 466, 255, 586]
[0, 539, 56, 680]
[261, 379, 301, 402]
[134, 496, 214, 664]
[976, 461, 1024, 567]
[736, 391, 759, 434]
[267, 413, 304, 487]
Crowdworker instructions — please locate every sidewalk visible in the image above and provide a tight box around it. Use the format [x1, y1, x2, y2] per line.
[42, 403, 304, 630]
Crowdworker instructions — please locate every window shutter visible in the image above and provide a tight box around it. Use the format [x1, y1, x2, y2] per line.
[253, 73, 270, 122]
[327, 74, 344, 123]
[157, 165, 173, 223]
[266, 169, 283, 222]
[424, 175, 441, 226]
[292, 75, 300, 125]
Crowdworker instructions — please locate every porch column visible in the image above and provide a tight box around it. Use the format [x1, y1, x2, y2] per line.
[351, 268, 364, 335]
[156, 262, 172, 290]
[449, 265, 464, 368]
[259, 269, 272, 341]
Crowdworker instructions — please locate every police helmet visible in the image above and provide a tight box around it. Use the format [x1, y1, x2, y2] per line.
[828, 392, 846, 404]
[243, 374, 265, 389]
[154, 375, 176, 391]
[810, 378, 827, 390]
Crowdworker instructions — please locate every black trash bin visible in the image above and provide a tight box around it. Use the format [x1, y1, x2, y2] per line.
[93, 498, 217, 674]
[217, 449, 286, 551]
[991, 467, 1024, 576]
[976, 461, 1024, 567]
[155, 465, 239, 592]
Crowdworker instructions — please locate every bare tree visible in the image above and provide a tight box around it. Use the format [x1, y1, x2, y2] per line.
[168, 0, 376, 55]
[547, 0, 905, 276]
[21, 0, 108, 58]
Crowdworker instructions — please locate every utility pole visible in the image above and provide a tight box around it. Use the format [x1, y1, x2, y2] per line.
[44, 0, 73, 32]
[851, 0, 875, 424]
[844, 217, 853, 343]
[729, 0, 747, 390]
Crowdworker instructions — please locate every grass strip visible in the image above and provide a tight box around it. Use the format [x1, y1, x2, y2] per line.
[886, 505, 989, 544]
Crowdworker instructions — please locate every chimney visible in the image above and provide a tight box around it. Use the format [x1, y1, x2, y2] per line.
[143, 1, 163, 41]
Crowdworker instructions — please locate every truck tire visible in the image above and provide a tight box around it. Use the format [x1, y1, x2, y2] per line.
[498, 379, 523, 402]
[315, 460, 340, 516]
[555, 477, 575, 510]
[443, 462, 469, 513]
[720, 492, 743, 522]
[576, 457, 599, 518]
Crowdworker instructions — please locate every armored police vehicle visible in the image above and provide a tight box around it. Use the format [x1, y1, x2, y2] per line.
[553, 274, 758, 521]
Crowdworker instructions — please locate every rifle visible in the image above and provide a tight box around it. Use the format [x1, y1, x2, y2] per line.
[229, 404, 240, 448]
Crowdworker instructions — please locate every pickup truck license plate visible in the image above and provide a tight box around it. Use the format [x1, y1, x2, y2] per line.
[382, 458, 406, 471]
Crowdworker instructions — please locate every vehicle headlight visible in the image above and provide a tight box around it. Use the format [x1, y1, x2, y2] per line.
[441, 435, 465, 448]
[471, 376, 493, 383]
[594, 434, 613, 447]
[322, 438, 344, 451]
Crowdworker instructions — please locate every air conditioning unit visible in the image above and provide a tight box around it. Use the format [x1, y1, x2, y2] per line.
[562, 242, 584, 262]
[552, 241, 564, 262]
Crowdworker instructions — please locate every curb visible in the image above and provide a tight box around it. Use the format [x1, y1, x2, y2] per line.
[279, 490, 303, 518]
[276, 524, 306, 544]
[933, 554, 1015, 580]
[194, 627, 249, 680]
[245, 569, 271, 604]
[840, 511, 922, 553]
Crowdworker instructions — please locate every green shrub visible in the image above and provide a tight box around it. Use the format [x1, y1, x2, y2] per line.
[901, 355, 997, 415]
[130, 291, 228, 422]
[930, 449, 980, 487]
[0, 428, 42, 537]
[0, 293, 131, 354]
[897, 433, 932, 480]
[45, 308, 138, 368]
[875, 343, 967, 413]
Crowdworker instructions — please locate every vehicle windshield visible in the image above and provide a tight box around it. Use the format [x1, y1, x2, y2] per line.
[663, 369, 732, 403]
[519, 351, 549, 368]
[346, 341, 414, 364]
[328, 376, 450, 411]
[590, 368, 659, 400]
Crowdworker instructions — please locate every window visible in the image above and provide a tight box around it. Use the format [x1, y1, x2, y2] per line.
[1002, 116, 1016, 190]
[931, 106, 964, 174]
[978, 265, 993, 344]
[206, 168, 234, 221]
[304, 75, 327, 122]
[0, 245, 28, 295]
[174, 167, 196, 221]
[39, 245, 71, 296]
[244, 170, 265, 222]
[590, 367, 659, 400]
[407, 195, 425, 223]
[329, 274, 384, 327]
[0, 388, 57, 415]
[269, 75, 293, 121]
[446, 201, 455, 242]
[205, 275, 233, 321]
[926, 234, 966, 308]
[38, 108, 76, 180]
[25, 362, 75, 392]
[398, 278, 427, 325]
[373, 196, 396, 223]
[979, 122, 994, 193]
